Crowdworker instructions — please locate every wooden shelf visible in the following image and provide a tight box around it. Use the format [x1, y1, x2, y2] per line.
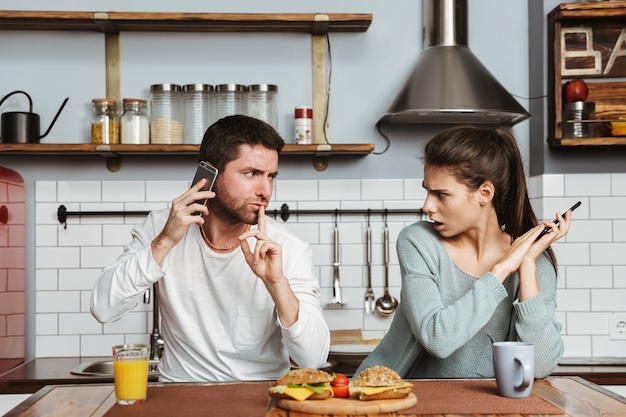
[549, 136, 626, 147]
[547, 2, 626, 148]
[0, 143, 374, 155]
[0, 10, 374, 170]
[0, 143, 375, 171]
[0, 11, 372, 33]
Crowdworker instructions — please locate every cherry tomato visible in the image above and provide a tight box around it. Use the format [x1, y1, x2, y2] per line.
[332, 384, 350, 398]
[331, 373, 349, 387]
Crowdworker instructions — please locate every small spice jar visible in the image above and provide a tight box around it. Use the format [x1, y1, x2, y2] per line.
[150, 83, 183, 144]
[294, 106, 313, 144]
[90, 98, 119, 144]
[120, 98, 150, 144]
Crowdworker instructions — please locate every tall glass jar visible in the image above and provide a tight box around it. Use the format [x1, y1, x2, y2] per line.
[215, 83, 246, 121]
[182, 84, 213, 144]
[120, 98, 150, 144]
[246, 84, 278, 130]
[150, 83, 183, 144]
[90, 98, 119, 144]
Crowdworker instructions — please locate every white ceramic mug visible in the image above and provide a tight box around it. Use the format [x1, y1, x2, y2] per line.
[492, 341, 535, 398]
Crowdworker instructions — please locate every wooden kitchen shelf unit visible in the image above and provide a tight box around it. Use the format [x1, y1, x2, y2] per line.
[547, 2, 626, 147]
[0, 10, 374, 170]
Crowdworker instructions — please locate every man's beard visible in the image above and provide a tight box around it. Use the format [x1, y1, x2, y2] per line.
[206, 186, 260, 226]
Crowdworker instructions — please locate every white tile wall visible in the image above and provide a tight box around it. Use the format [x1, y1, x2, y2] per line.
[33, 174, 626, 358]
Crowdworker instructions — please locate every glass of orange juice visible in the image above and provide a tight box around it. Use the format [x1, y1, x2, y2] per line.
[112, 344, 151, 405]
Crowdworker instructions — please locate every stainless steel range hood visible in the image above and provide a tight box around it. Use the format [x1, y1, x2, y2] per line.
[379, 0, 530, 126]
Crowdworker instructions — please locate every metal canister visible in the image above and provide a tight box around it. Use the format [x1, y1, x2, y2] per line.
[215, 84, 246, 121]
[150, 83, 183, 144]
[246, 84, 278, 130]
[182, 84, 214, 144]
[562, 101, 595, 138]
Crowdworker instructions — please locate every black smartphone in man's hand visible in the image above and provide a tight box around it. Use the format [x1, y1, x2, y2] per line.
[191, 161, 218, 215]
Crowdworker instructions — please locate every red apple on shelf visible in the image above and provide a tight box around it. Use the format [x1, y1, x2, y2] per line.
[563, 79, 589, 102]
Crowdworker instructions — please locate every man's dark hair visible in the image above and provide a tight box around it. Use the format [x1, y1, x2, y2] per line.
[198, 115, 284, 173]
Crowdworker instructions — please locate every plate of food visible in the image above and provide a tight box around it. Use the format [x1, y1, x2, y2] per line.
[268, 366, 416, 414]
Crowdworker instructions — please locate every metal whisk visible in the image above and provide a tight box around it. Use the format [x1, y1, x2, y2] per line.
[364, 210, 375, 314]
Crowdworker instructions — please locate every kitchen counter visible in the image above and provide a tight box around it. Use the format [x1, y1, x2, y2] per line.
[0, 357, 158, 394]
[3, 377, 626, 417]
[1, 357, 625, 394]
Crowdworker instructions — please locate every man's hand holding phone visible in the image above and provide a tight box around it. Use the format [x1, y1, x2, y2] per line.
[191, 161, 218, 215]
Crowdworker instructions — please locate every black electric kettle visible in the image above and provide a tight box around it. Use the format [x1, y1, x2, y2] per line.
[0, 90, 69, 144]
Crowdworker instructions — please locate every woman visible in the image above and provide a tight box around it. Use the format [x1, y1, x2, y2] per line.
[356, 126, 569, 379]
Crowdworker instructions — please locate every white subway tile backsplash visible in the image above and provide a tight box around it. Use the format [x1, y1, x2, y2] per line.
[361, 179, 403, 201]
[567, 220, 613, 242]
[58, 181, 102, 202]
[36, 247, 80, 269]
[592, 336, 626, 357]
[565, 173, 611, 196]
[276, 179, 319, 201]
[591, 197, 626, 219]
[102, 181, 146, 202]
[80, 246, 124, 268]
[615, 220, 626, 242]
[103, 312, 147, 334]
[146, 180, 186, 202]
[318, 179, 361, 201]
[58, 224, 102, 246]
[36, 335, 80, 357]
[80, 334, 124, 357]
[32, 175, 626, 361]
[58, 268, 101, 291]
[556, 289, 591, 311]
[561, 335, 591, 357]
[35, 181, 57, 202]
[591, 289, 626, 311]
[36, 291, 80, 313]
[35, 313, 58, 335]
[612, 173, 626, 196]
[35, 269, 58, 291]
[35, 225, 58, 246]
[590, 243, 626, 265]
[565, 266, 613, 288]
[566, 312, 610, 335]
[615, 266, 626, 287]
[59, 313, 102, 335]
[103, 224, 135, 246]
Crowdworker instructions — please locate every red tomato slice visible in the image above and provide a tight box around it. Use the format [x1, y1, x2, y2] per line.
[332, 384, 350, 398]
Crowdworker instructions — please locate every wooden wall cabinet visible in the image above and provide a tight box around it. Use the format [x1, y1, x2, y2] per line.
[0, 11, 373, 170]
[548, 1, 626, 147]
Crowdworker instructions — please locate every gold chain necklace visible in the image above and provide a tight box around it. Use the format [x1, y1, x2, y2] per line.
[199, 224, 249, 252]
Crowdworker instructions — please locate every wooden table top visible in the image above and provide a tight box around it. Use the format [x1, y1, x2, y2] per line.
[3, 376, 626, 417]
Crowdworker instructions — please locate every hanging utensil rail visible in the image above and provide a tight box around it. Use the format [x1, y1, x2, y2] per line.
[57, 203, 424, 228]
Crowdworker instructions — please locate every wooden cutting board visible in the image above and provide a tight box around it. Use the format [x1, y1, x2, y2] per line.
[277, 393, 417, 415]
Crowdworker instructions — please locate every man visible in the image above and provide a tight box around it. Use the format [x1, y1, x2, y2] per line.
[91, 115, 330, 382]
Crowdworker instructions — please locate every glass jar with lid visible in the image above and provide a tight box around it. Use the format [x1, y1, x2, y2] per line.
[150, 83, 183, 144]
[120, 98, 150, 144]
[215, 84, 246, 121]
[182, 84, 213, 144]
[90, 98, 119, 144]
[246, 84, 278, 130]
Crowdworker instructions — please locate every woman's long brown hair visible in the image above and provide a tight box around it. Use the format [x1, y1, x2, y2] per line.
[423, 126, 557, 272]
